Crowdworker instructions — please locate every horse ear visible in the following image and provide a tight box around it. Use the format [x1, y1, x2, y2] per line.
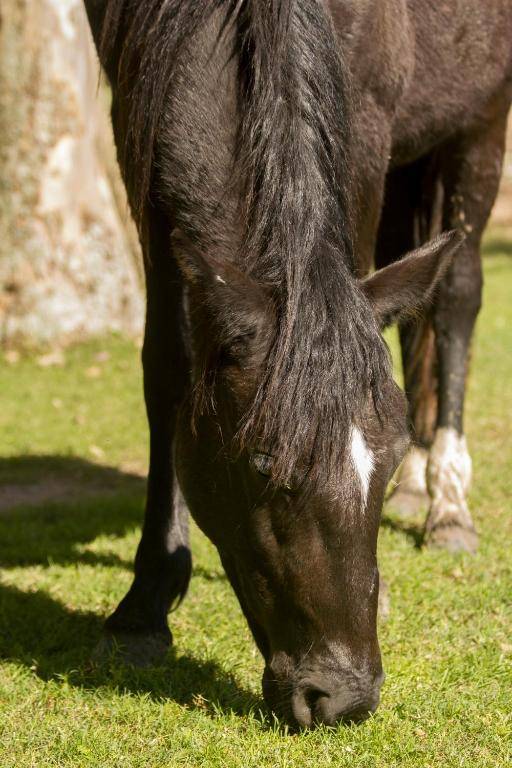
[171, 229, 272, 342]
[362, 230, 465, 328]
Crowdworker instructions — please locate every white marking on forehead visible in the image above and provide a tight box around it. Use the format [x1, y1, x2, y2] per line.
[215, 274, 226, 285]
[350, 425, 374, 507]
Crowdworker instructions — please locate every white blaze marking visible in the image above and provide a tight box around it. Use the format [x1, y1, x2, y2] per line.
[350, 426, 374, 507]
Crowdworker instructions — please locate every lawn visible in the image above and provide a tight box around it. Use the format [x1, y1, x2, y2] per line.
[0, 241, 511, 767]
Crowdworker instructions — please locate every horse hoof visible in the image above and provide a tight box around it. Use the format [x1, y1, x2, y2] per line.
[425, 524, 478, 554]
[386, 489, 429, 519]
[92, 630, 171, 668]
[378, 579, 391, 621]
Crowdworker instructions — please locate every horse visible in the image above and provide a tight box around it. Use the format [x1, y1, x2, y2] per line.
[83, 0, 512, 728]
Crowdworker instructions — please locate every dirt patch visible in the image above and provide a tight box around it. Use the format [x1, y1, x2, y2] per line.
[0, 477, 143, 512]
[0, 456, 145, 513]
[0, 479, 91, 512]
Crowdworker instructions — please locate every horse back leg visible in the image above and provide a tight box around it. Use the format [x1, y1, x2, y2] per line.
[376, 156, 442, 518]
[425, 111, 510, 553]
[98, 208, 192, 665]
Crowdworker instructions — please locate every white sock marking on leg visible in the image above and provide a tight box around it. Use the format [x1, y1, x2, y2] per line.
[396, 445, 428, 495]
[427, 427, 473, 528]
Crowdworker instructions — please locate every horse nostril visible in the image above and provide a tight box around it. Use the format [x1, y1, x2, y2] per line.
[304, 686, 326, 712]
[291, 686, 327, 729]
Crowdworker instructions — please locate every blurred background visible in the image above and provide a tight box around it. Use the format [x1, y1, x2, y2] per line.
[0, 0, 510, 352]
[0, 0, 143, 350]
[491, 121, 512, 236]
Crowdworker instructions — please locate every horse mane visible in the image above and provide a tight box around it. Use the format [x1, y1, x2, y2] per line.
[99, 0, 391, 486]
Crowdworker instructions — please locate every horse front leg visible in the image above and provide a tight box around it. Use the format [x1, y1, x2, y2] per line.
[425, 112, 509, 553]
[100, 211, 192, 665]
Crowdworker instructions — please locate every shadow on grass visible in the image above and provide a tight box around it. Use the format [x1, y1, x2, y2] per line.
[380, 513, 424, 549]
[0, 456, 264, 721]
[193, 565, 228, 582]
[0, 582, 263, 720]
[0, 455, 145, 569]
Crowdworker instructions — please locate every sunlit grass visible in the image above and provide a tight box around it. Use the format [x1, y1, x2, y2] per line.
[0, 243, 511, 766]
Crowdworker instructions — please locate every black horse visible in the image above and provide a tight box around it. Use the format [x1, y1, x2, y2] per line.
[83, 0, 512, 728]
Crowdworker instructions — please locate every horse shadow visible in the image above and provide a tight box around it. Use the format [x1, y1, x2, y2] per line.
[0, 581, 262, 719]
[0, 455, 262, 721]
[380, 513, 424, 548]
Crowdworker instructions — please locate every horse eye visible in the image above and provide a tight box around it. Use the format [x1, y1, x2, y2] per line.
[251, 452, 274, 477]
[250, 453, 298, 494]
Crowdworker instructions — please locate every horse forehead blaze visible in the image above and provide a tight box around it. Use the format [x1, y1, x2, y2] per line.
[350, 426, 375, 508]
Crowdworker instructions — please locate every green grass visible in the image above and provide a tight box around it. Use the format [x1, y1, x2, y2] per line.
[1, 247, 511, 767]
